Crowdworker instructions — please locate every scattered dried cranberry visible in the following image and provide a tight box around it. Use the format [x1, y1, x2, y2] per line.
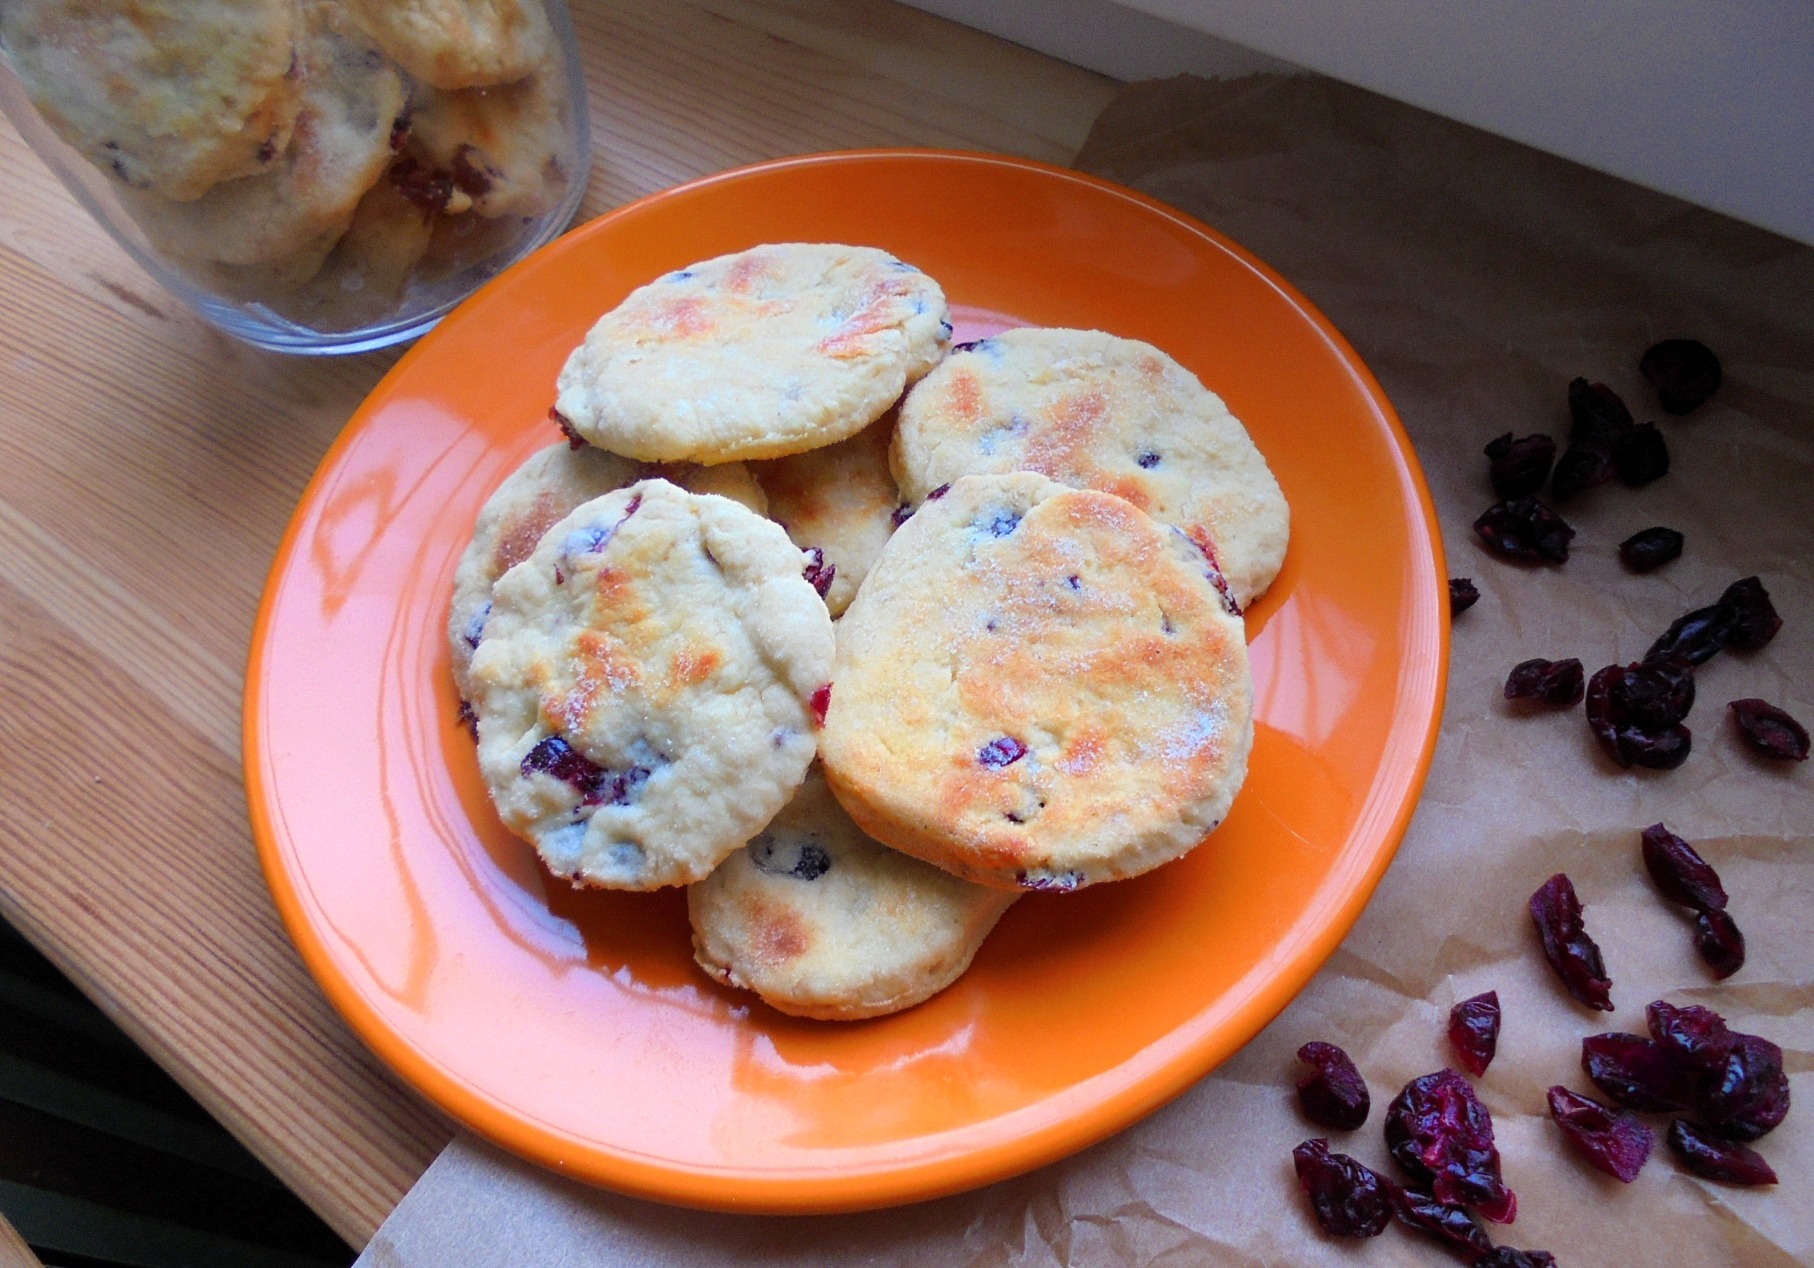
[1647, 1001, 1733, 1071]
[802, 547, 835, 598]
[1292, 1139, 1393, 1237]
[1529, 874, 1613, 1011]
[1389, 1186, 1494, 1262]
[549, 407, 587, 450]
[1384, 1070, 1517, 1221]
[1581, 1033, 1697, 1112]
[1718, 577, 1782, 650]
[1546, 1085, 1653, 1182]
[1702, 1031, 1791, 1141]
[1448, 992, 1501, 1077]
[1666, 1119, 1777, 1185]
[1476, 1249, 1557, 1268]
[1693, 909, 1747, 979]
[1585, 661, 1694, 769]
[1484, 432, 1556, 499]
[1644, 603, 1731, 666]
[978, 736, 1027, 768]
[1570, 377, 1636, 437]
[1504, 658, 1584, 706]
[1549, 446, 1613, 502]
[1451, 577, 1481, 617]
[1729, 698, 1809, 761]
[1611, 422, 1669, 487]
[809, 683, 831, 727]
[1619, 526, 1683, 571]
[1640, 339, 1722, 414]
[1296, 1042, 1370, 1130]
[1640, 824, 1727, 911]
[1474, 499, 1575, 564]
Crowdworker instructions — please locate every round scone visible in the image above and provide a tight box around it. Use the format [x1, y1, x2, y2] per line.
[1, 0, 302, 201]
[752, 412, 901, 617]
[344, 0, 552, 90]
[554, 244, 951, 464]
[689, 768, 1017, 1020]
[468, 479, 832, 889]
[819, 472, 1254, 891]
[119, 1, 405, 266]
[448, 443, 767, 701]
[893, 327, 1289, 609]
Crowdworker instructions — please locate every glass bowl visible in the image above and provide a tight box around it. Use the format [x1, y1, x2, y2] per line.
[0, 0, 590, 354]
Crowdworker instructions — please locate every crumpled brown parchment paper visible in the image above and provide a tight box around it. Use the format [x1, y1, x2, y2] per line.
[354, 74, 1813, 1268]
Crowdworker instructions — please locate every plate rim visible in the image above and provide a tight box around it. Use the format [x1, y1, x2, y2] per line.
[245, 147, 1449, 1213]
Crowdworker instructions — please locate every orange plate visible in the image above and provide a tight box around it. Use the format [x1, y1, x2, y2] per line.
[246, 151, 1446, 1213]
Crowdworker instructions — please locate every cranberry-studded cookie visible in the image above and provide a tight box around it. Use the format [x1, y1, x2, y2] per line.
[345, 0, 552, 90]
[689, 768, 1015, 1020]
[2, 0, 303, 201]
[448, 442, 766, 701]
[819, 472, 1253, 891]
[892, 327, 1289, 609]
[121, 0, 405, 266]
[468, 479, 831, 889]
[554, 244, 951, 464]
[751, 411, 900, 617]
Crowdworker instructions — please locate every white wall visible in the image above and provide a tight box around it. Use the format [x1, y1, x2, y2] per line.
[900, 0, 1814, 248]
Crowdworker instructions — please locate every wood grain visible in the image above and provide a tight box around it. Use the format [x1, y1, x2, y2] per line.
[0, 0, 1112, 1247]
[0, 1214, 40, 1268]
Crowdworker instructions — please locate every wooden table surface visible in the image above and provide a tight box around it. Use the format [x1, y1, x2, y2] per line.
[0, 0, 1115, 1248]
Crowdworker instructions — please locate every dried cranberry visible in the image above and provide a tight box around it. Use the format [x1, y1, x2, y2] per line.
[809, 683, 831, 728]
[1640, 823, 1727, 910]
[1504, 658, 1584, 706]
[1640, 339, 1722, 415]
[1291, 1139, 1392, 1238]
[1296, 1042, 1370, 1130]
[978, 736, 1027, 768]
[1702, 1032, 1790, 1141]
[1611, 422, 1669, 487]
[890, 503, 913, 527]
[1581, 1033, 1697, 1112]
[1718, 577, 1781, 650]
[456, 699, 478, 740]
[802, 547, 835, 598]
[389, 153, 454, 215]
[388, 107, 412, 151]
[518, 735, 645, 807]
[1619, 526, 1683, 571]
[1585, 662, 1694, 769]
[1484, 432, 1556, 499]
[1569, 376, 1635, 438]
[1648, 1000, 1735, 1069]
[548, 407, 587, 450]
[1546, 1086, 1653, 1182]
[1693, 909, 1746, 979]
[1476, 1249, 1557, 1268]
[1644, 602, 1732, 666]
[1729, 698, 1810, 761]
[1549, 446, 1613, 501]
[1666, 1119, 1777, 1185]
[925, 483, 951, 501]
[1450, 577, 1481, 617]
[1529, 874, 1612, 1011]
[1384, 1070, 1516, 1221]
[1474, 499, 1574, 564]
[1389, 1186, 1494, 1261]
[1448, 992, 1501, 1077]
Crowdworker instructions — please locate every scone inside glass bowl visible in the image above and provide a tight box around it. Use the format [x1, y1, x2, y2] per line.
[0, 0, 591, 354]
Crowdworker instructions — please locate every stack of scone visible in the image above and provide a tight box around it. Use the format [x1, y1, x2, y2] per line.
[2, 0, 575, 329]
[452, 243, 1290, 1020]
